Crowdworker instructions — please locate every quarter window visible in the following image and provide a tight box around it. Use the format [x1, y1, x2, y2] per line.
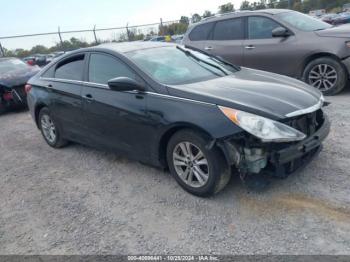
[189, 22, 214, 41]
[213, 18, 244, 40]
[55, 55, 84, 81]
[88, 53, 135, 84]
[248, 16, 281, 39]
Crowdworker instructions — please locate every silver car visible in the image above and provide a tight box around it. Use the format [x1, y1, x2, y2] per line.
[183, 9, 350, 95]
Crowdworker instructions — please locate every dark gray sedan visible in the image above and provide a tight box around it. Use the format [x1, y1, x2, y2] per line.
[27, 43, 329, 197]
[183, 9, 350, 95]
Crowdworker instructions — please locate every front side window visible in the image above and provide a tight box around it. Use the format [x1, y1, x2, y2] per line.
[55, 55, 84, 81]
[248, 16, 281, 39]
[213, 18, 244, 40]
[127, 46, 238, 85]
[189, 22, 214, 41]
[88, 53, 135, 84]
[276, 11, 332, 31]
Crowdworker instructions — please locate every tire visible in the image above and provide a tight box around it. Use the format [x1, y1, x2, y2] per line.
[303, 57, 347, 96]
[166, 129, 231, 197]
[0, 103, 6, 115]
[38, 107, 67, 148]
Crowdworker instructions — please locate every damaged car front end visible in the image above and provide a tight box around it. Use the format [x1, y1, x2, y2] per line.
[218, 103, 330, 180]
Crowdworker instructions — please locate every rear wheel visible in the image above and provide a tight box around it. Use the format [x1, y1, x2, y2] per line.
[166, 129, 231, 197]
[39, 107, 67, 148]
[304, 57, 347, 95]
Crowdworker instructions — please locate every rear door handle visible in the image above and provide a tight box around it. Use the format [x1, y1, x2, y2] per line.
[245, 45, 256, 50]
[204, 46, 213, 51]
[83, 94, 94, 102]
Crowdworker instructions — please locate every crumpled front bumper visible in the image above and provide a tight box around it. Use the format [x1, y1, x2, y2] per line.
[219, 114, 330, 178]
[270, 115, 330, 165]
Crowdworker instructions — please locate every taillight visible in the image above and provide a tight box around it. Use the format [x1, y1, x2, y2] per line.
[3, 92, 13, 101]
[25, 84, 32, 93]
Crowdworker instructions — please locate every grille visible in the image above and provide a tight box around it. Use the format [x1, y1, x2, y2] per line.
[11, 85, 26, 103]
[284, 109, 324, 136]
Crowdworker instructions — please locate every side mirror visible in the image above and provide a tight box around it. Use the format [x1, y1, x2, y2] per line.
[272, 27, 291, 37]
[108, 77, 145, 92]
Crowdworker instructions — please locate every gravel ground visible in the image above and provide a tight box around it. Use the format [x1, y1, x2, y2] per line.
[0, 90, 349, 255]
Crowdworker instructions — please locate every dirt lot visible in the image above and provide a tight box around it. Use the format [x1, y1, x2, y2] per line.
[0, 91, 350, 255]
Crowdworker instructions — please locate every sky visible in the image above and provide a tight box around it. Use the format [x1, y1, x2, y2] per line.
[0, 0, 246, 50]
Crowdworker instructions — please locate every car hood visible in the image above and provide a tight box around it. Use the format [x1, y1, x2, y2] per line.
[315, 24, 350, 38]
[167, 68, 322, 120]
[0, 66, 40, 88]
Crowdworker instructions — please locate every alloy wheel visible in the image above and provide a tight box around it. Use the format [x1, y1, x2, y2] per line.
[308, 64, 338, 92]
[172, 142, 209, 188]
[41, 114, 57, 144]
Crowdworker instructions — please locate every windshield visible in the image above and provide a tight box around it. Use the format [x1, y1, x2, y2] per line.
[0, 58, 28, 74]
[276, 11, 332, 31]
[126, 46, 237, 85]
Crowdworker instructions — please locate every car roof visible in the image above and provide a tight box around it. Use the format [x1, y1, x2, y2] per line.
[0, 57, 18, 62]
[198, 8, 291, 24]
[94, 42, 175, 54]
[252, 8, 291, 14]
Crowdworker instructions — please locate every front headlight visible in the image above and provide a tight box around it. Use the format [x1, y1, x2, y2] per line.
[219, 106, 306, 142]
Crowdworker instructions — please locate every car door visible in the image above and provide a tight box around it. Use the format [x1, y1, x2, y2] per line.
[185, 22, 214, 53]
[243, 16, 297, 76]
[45, 54, 86, 141]
[204, 17, 245, 65]
[82, 52, 151, 161]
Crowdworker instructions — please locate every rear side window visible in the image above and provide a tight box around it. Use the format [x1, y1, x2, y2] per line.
[248, 16, 280, 39]
[189, 22, 214, 41]
[55, 55, 84, 81]
[213, 18, 244, 40]
[88, 53, 135, 84]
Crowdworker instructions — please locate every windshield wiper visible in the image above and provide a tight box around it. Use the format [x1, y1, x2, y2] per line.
[180, 45, 241, 71]
[176, 45, 228, 76]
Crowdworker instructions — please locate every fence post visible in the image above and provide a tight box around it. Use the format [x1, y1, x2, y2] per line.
[126, 23, 130, 41]
[0, 42, 4, 57]
[159, 18, 163, 35]
[57, 27, 64, 50]
[93, 25, 98, 44]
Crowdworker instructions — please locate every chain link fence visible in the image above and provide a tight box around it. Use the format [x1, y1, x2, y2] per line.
[0, 18, 181, 57]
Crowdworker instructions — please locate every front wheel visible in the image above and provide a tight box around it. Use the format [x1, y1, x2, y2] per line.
[166, 129, 231, 197]
[304, 57, 347, 95]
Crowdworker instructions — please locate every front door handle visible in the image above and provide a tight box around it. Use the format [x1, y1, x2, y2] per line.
[245, 45, 256, 50]
[83, 94, 94, 102]
[204, 46, 213, 51]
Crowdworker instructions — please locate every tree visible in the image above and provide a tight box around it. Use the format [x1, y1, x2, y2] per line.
[180, 16, 190, 25]
[240, 0, 252, 10]
[191, 13, 202, 23]
[202, 10, 213, 18]
[159, 22, 188, 36]
[267, 0, 278, 8]
[218, 2, 234, 14]
[254, 0, 267, 10]
[30, 45, 49, 54]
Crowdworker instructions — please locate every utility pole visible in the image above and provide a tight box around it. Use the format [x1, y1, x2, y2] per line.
[126, 23, 130, 41]
[93, 25, 98, 44]
[0, 42, 4, 57]
[57, 27, 64, 51]
[159, 18, 163, 35]
[288, 0, 292, 9]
